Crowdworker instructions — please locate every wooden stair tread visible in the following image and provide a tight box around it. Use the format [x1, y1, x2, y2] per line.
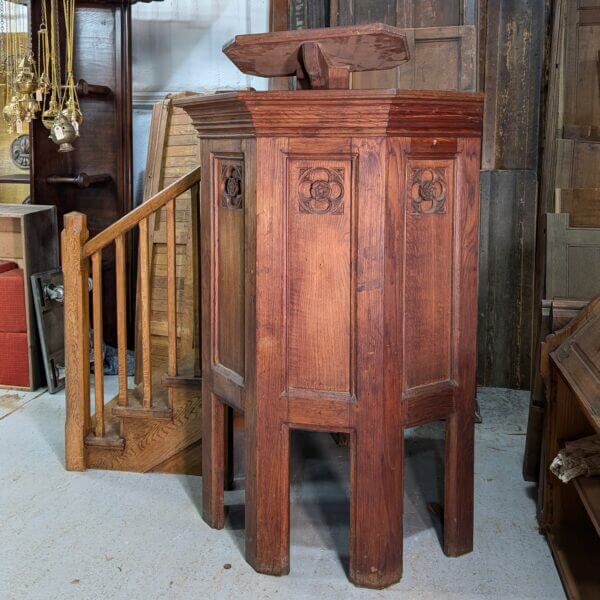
[111, 387, 172, 420]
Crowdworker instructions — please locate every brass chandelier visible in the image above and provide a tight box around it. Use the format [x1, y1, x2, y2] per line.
[0, 0, 82, 152]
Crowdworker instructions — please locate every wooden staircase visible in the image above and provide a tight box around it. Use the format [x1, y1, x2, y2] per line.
[62, 167, 202, 474]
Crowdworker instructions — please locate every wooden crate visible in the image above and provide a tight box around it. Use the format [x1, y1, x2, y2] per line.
[0, 205, 59, 390]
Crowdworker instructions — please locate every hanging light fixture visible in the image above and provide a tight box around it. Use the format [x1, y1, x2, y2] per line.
[0, 0, 83, 150]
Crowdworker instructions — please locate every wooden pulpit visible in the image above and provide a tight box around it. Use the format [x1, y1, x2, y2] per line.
[177, 24, 484, 589]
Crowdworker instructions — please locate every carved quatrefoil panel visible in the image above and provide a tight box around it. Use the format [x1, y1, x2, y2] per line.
[298, 167, 345, 215]
[410, 167, 447, 215]
[220, 163, 243, 209]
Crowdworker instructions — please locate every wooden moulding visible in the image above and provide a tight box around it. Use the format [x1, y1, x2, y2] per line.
[174, 89, 484, 138]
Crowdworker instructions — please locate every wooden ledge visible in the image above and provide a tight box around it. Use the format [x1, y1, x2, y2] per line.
[112, 390, 172, 421]
[175, 89, 484, 139]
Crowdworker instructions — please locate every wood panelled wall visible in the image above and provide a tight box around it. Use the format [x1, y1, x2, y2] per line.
[478, 0, 545, 388]
[523, 0, 600, 481]
[276, 0, 546, 389]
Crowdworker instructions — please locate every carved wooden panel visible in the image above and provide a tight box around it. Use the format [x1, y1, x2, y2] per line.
[546, 213, 600, 301]
[221, 163, 244, 209]
[403, 156, 454, 389]
[286, 155, 354, 394]
[213, 153, 245, 379]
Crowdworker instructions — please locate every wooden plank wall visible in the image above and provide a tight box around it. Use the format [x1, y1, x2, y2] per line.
[524, 0, 600, 481]
[478, 171, 537, 388]
[332, 1, 478, 91]
[136, 94, 200, 384]
[477, 0, 545, 388]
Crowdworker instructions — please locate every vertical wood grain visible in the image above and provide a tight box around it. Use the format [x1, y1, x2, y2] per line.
[166, 199, 178, 377]
[138, 218, 153, 408]
[92, 251, 105, 438]
[286, 158, 353, 393]
[403, 157, 454, 389]
[245, 136, 290, 576]
[477, 170, 537, 388]
[482, 0, 545, 170]
[115, 234, 128, 407]
[63, 212, 91, 471]
[444, 138, 480, 557]
[349, 137, 403, 589]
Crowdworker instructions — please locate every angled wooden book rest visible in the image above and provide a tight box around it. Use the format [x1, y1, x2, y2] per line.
[176, 23, 483, 589]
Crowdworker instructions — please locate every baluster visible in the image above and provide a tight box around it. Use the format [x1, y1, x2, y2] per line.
[139, 217, 153, 408]
[91, 252, 105, 437]
[63, 212, 91, 471]
[115, 235, 128, 407]
[166, 199, 178, 388]
[191, 182, 201, 379]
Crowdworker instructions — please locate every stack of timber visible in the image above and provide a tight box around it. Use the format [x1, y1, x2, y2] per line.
[524, 0, 600, 481]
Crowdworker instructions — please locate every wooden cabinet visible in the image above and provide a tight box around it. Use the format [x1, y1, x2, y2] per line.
[178, 62, 484, 586]
[540, 297, 600, 598]
[0, 205, 59, 390]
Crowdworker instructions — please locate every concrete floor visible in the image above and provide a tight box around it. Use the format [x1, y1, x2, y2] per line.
[0, 382, 564, 599]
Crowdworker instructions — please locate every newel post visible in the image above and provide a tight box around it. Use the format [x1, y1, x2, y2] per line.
[62, 212, 91, 471]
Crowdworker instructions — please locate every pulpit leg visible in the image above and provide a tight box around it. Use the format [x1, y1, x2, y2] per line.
[202, 393, 226, 529]
[349, 427, 404, 589]
[245, 421, 290, 576]
[443, 408, 474, 556]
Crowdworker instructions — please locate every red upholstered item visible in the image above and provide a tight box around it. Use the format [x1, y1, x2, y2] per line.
[0, 332, 29, 387]
[0, 260, 17, 274]
[0, 267, 26, 332]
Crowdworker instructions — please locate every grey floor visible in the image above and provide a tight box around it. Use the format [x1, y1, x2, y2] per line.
[0, 382, 564, 599]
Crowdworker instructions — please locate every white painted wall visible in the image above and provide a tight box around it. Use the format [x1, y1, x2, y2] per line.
[131, 0, 270, 205]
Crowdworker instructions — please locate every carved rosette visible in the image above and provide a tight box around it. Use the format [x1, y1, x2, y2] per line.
[221, 163, 243, 209]
[298, 167, 345, 215]
[410, 167, 447, 214]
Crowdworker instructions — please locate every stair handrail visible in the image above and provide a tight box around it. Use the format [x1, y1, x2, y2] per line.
[83, 166, 201, 257]
[63, 165, 201, 471]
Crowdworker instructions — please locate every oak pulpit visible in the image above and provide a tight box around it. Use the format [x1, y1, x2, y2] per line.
[177, 24, 484, 589]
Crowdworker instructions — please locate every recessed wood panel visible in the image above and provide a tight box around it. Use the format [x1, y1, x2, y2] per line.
[404, 158, 454, 389]
[213, 154, 245, 378]
[398, 26, 476, 92]
[556, 139, 600, 189]
[546, 213, 600, 301]
[563, 0, 600, 127]
[286, 156, 354, 394]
